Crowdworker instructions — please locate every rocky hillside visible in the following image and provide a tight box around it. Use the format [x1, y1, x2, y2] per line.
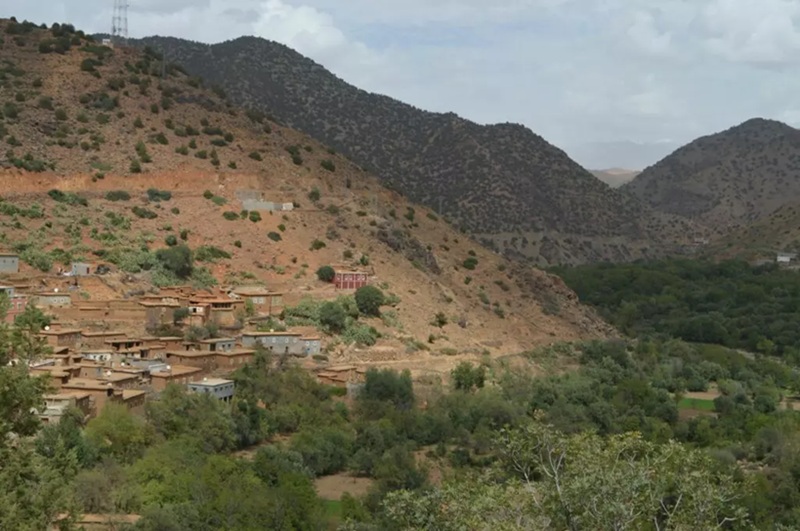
[126, 35, 693, 266]
[624, 118, 800, 234]
[0, 19, 612, 372]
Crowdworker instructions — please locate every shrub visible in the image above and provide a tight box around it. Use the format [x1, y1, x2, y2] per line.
[164, 234, 178, 246]
[203, 190, 213, 199]
[248, 151, 262, 161]
[146, 188, 172, 202]
[150, 103, 159, 114]
[319, 301, 346, 333]
[211, 196, 226, 206]
[248, 211, 262, 223]
[129, 159, 141, 173]
[175, 145, 188, 155]
[194, 245, 231, 262]
[153, 132, 168, 145]
[194, 150, 207, 160]
[170, 207, 180, 214]
[355, 285, 385, 317]
[278, 224, 286, 232]
[320, 159, 335, 172]
[267, 232, 282, 242]
[180, 229, 189, 241]
[309, 239, 326, 251]
[308, 187, 321, 202]
[222, 211, 238, 221]
[463, 257, 479, 270]
[316, 265, 335, 282]
[133, 117, 144, 128]
[37, 96, 53, 110]
[135, 141, 151, 163]
[47, 189, 88, 206]
[131, 206, 157, 219]
[234, 240, 242, 248]
[210, 138, 226, 147]
[105, 190, 131, 201]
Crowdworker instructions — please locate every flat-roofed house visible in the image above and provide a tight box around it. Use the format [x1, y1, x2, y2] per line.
[214, 349, 255, 369]
[188, 378, 235, 402]
[150, 364, 203, 392]
[231, 288, 284, 315]
[81, 330, 126, 349]
[40, 392, 94, 424]
[0, 252, 18, 273]
[198, 337, 236, 352]
[164, 350, 217, 372]
[241, 331, 302, 353]
[40, 328, 82, 349]
[34, 291, 72, 308]
[140, 299, 182, 330]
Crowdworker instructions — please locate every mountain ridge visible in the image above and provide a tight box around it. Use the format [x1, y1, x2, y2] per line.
[125, 33, 693, 266]
[624, 117, 800, 234]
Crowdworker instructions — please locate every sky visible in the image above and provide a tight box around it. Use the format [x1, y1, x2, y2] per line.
[4, 0, 800, 169]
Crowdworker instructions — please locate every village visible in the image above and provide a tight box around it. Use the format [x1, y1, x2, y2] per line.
[0, 251, 375, 425]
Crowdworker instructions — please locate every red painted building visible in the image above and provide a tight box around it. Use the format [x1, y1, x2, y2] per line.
[333, 271, 369, 290]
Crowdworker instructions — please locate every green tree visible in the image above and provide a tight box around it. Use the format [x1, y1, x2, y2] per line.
[316, 265, 335, 282]
[319, 301, 347, 334]
[156, 244, 193, 279]
[355, 285, 385, 317]
[451, 362, 485, 392]
[85, 403, 152, 463]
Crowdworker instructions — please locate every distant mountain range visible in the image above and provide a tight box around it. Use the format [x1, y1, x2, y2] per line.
[125, 35, 693, 266]
[590, 168, 640, 188]
[566, 140, 680, 171]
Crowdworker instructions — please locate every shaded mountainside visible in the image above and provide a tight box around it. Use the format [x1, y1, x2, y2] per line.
[0, 19, 612, 362]
[624, 118, 800, 234]
[130, 35, 693, 266]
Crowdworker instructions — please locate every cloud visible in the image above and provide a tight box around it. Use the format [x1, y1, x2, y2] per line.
[2, 0, 800, 168]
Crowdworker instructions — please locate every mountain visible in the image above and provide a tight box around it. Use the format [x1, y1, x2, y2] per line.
[0, 19, 612, 366]
[125, 35, 692, 266]
[590, 168, 640, 188]
[624, 118, 800, 234]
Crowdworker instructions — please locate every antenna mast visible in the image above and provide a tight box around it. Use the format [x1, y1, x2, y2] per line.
[111, 0, 129, 44]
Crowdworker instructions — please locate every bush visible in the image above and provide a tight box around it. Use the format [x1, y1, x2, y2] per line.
[267, 232, 282, 242]
[203, 190, 213, 199]
[316, 265, 335, 282]
[319, 301, 347, 333]
[105, 190, 130, 201]
[194, 245, 231, 262]
[129, 159, 141, 173]
[175, 145, 188, 155]
[309, 239, 326, 251]
[463, 257, 479, 270]
[355, 285, 385, 317]
[180, 229, 189, 241]
[133, 117, 144, 128]
[248, 151, 262, 161]
[37, 96, 53, 110]
[320, 159, 335, 172]
[146, 188, 172, 202]
[222, 211, 238, 221]
[131, 206, 157, 219]
[164, 234, 178, 246]
[248, 211, 261, 223]
[48, 189, 88, 206]
[308, 187, 321, 202]
[153, 132, 168, 145]
[54, 108, 68, 121]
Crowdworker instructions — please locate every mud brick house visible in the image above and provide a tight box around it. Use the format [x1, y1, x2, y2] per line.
[40, 392, 93, 424]
[198, 337, 236, 352]
[40, 328, 82, 349]
[81, 330, 126, 349]
[0, 252, 19, 273]
[214, 349, 256, 369]
[140, 299, 183, 329]
[230, 288, 284, 315]
[164, 350, 217, 373]
[150, 364, 204, 392]
[188, 378, 235, 402]
[186, 296, 244, 327]
[333, 270, 370, 290]
[80, 349, 114, 363]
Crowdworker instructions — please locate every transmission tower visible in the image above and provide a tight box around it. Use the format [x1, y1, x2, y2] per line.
[111, 0, 129, 43]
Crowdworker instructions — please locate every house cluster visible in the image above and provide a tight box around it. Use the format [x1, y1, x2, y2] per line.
[30, 322, 326, 424]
